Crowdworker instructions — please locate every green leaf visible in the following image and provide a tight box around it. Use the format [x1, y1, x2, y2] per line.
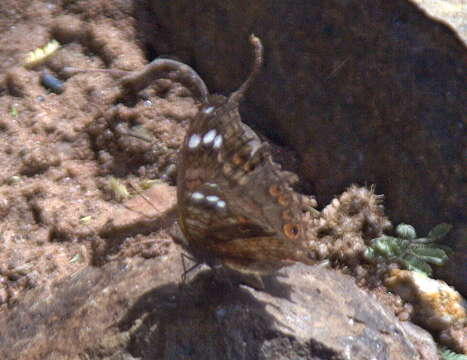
[412, 237, 432, 244]
[396, 223, 417, 240]
[429, 244, 454, 256]
[427, 223, 452, 241]
[412, 246, 448, 259]
[388, 238, 404, 256]
[363, 247, 376, 261]
[373, 236, 399, 256]
[411, 246, 448, 266]
[399, 239, 410, 251]
[401, 255, 432, 276]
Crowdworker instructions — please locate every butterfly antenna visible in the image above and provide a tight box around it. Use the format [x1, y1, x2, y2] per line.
[64, 58, 209, 103]
[228, 34, 264, 105]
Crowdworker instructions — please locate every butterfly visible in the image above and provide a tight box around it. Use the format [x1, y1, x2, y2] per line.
[62, 35, 319, 281]
[176, 35, 319, 278]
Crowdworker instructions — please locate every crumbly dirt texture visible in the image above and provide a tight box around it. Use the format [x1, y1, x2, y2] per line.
[0, 0, 196, 309]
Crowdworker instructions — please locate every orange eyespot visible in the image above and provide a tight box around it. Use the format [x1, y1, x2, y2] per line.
[243, 162, 255, 172]
[277, 195, 289, 207]
[283, 223, 300, 239]
[232, 153, 244, 166]
[268, 184, 281, 197]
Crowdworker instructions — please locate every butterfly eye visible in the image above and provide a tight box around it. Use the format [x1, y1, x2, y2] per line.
[283, 223, 301, 239]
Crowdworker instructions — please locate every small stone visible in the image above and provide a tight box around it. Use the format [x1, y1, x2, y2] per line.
[0, 196, 10, 216]
[0, 287, 8, 305]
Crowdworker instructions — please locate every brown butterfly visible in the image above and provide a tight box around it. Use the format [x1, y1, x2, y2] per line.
[176, 35, 318, 279]
[64, 35, 319, 281]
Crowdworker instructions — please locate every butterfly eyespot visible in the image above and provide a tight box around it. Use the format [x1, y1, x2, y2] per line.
[268, 184, 281, 197]
[283, 223, 300, 239]
[232, 154, 244, 166]
[243, 162, 256, 172]
[277, 195, 289, 207]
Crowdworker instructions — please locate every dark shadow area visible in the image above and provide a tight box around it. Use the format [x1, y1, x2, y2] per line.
[117, 269, 324, 360]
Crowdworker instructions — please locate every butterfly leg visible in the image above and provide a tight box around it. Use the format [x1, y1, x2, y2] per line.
[179, 252, 202, 287]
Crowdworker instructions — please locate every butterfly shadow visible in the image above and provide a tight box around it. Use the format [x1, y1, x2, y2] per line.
[117, 267, 301, 359]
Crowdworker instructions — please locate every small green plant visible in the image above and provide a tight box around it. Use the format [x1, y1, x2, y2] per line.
[364, 223, 452, 276]
[439, 347, 467, 360]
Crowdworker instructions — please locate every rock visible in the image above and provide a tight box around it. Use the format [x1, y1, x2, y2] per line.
[0, 245, 438, 359]
[409, 0, 467, 43]
[385, 269, 466, 332]
[147, 0, 466, 296]
[385, 268, 466, 353]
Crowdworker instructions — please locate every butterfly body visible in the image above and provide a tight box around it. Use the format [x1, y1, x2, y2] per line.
[176, 36, 318, 276]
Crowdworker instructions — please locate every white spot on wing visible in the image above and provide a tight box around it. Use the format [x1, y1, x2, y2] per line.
[203, 106, 215, 115]
[206, 195, 219, 203]
[203, 129, 217, 145]
[187, 134, 201, 149]
[191, 192, 204, 202]
[213, 134, 223, 149]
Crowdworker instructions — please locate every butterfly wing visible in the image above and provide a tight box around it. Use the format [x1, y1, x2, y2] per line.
[177, 97, 273, 245]
[177, 98, 315, 271]
[176, 35, 316, 273]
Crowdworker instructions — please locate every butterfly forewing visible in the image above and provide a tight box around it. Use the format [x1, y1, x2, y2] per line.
[177, 99, 272, 245]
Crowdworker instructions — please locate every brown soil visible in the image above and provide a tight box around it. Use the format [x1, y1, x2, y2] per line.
[0, 0, 193, 310]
